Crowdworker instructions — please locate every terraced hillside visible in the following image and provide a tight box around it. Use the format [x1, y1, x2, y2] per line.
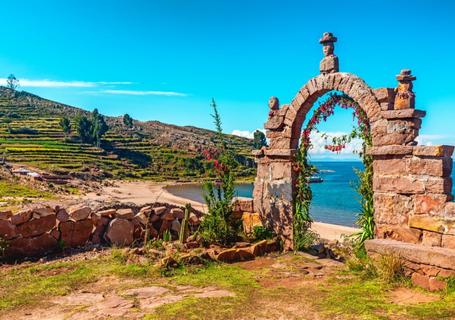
[0, 88, 255, 180]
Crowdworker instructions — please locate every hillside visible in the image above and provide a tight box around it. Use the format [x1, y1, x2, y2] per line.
[0, 87, 255, 181]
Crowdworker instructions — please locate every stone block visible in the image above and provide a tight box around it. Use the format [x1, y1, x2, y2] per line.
[16, 215, 56, 238]
[374, 193, 411, 225]
[170, 208, 184, 219]
[97, 209, 116, 217]
[407, 157, 452, 177]
[10, 209, 32, 225]
[32, 206, 55, 217]
[414, 194, 449, 215]
[373, 87, 395, 103]
[413, 145, 454, 157]
[153, 206, 167, 215]
[421, 231, 442, 247]
[376, 224, 421, 243]
[116, 208, 134, 219]
[6, 233, 57, 257]
[373, 175, 425, 194]
[367, 145, 413, 156]
[429, 277, 447, 291]
[445, 202, 455, 216]
[56, 209, 69, 222]
[233, 197, 254, 213]
[0, 219, 17, 240]
[242, 212, 262, 234]
[67, 205, 92, 221]
[411, 273, 430, 290]
[373, 159, 406, 175]
[442, 234, 455, 249]
[381, 109, 425, 119]
[105, 218, 134, 246]
[60, 219, 93, 247]
[408, 215, 455, 234]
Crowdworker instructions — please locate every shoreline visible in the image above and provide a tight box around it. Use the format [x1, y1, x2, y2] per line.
[82, 180, 359, 241]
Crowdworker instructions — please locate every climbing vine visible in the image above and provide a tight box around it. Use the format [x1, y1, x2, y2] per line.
[294, 93, 374, 249]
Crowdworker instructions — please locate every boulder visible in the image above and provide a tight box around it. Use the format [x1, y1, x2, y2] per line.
[170, 208, 184, 219]
[0, 220, 17, 240]
[6, 233, 57, 257]
[159, 220, 172, 235]
[97, 208, 116, 217]
[105, 218, 134, 246]
[242, 212, 262, 234]
[16, 215, 56, 238]
[10, 209, 32, 225]
[68, 205, 92, 221]
[60, 219, 93, 247]
[133, 212, 148, 225]
[116, 208, 134, 219]
[249, 240, 268, 256]
[56, 209, 69, 222]
[139, 206, 152, 214]
[162, 212, 175, 221]
[188, 213, 200, 225]
[0, 210, 12, 220]
[50, 228, 61, 240]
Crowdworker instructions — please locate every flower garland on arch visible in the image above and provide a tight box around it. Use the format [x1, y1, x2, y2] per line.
[293, 93, 374, 250]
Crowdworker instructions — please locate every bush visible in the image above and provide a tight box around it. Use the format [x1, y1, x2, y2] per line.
[375, 253, 404, 284]
[252, 226, 274, 241]
[7, 127, 38, 134]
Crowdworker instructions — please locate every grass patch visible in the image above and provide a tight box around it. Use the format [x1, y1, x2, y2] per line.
[0, 180, 53, 199]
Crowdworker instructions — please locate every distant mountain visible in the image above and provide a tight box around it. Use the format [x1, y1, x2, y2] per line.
[0, 87, 255, 180]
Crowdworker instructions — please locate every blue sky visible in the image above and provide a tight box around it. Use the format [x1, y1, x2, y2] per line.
[0, 0, 454, 157]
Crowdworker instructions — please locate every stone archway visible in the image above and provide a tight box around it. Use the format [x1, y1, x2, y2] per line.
[253, 33, 454, 253]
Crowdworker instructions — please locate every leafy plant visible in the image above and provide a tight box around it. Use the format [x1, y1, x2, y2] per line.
[123, 113, 134, 127]
[199, 99, 241, 245]
[253, 130, 267, 149]
[6, 74, 19, 90]
[162, 230, 172, 242]
[59, 117, 71, 137]
[0, 237, 8, 258]
[252, 225, 274, 241]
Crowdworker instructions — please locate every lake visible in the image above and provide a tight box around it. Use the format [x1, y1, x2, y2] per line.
[166, 161, 455, 227]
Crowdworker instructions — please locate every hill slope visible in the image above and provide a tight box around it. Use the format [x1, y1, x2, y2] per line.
[0, 87, 255, 180]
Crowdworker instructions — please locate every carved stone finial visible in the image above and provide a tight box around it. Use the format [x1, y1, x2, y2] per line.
[319, 32, 339, 74]
[268, 96, 279, 111]
[394, 69, 416, 110]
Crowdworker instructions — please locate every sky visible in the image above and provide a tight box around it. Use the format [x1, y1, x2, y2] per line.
[0, 0, 454, 159]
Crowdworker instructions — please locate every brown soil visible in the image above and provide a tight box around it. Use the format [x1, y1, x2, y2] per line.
[389, 287, 440, 305]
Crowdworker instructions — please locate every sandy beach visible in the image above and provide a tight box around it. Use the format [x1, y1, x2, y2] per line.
[82, 180, 359, 241]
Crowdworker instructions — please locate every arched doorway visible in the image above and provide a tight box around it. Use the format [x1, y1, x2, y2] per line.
[253, 33, 453, 250]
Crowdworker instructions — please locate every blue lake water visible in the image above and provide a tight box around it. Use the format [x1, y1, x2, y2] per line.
[167, 161, 455, 227]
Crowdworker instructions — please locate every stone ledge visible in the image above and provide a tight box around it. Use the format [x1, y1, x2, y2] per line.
[365, 239, 455, 270]
[381, 109, 426, 119]
[413, 145, 454, 157]
[263, 149, 296, 158]
[409, 215, 455, 235]
[367, 145, 414, 156]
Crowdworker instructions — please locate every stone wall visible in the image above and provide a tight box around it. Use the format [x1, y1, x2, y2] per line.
[0, 203, 202, 259]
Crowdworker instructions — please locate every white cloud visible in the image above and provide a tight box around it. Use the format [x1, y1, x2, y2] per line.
[99, 89, 187, 97]
[308, 131, 362, 156]
[232, 129, 265, 139]
[415, 134, 449, 146]
[0, 78, 133, 88]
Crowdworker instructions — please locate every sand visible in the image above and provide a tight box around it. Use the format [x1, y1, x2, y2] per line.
[82, 180, 359, 241]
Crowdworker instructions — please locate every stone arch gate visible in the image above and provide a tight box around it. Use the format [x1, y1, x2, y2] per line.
[252, 33, 455, 272]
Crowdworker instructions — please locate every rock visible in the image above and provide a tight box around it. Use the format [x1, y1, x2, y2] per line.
[160, 255, 179, 268]
[411, 273, 430, 290]
[68, 205, 92, 221]
[216, 248, 255, 263]
[106, 218, 134, 246]
[16, 215, 56, 238]
[249, 240, 268, 256]
[153, 206, 167, 215]
[133, 212, 148, 225]
[97, 209, 116, 217]
[139, 206, 152, 213]
[162, 212, 175, 221]
[178, 253, 206, 265]
[6, 233, 57, 257]
[185, 241, 200, 249]
[233, 197, 254, 213]
[56, 209, 69, 222]
[421, 231, 442, 247]
[10, 209, 32, 225]
[171, 219, 181, 233]
[91, 217, 110, 244]
[159, 220, 172, 235]
[150, 214, 160, 223]
[429, 277, 447, 291]
[442, 234, 455, 249]
[116, 208, 134, 219]
[188, 213, 199, 225]
[170, 208, 184, 219]
[60, 219, 93, 247]
[0, 210, 12, 220]
[242, 212, 262, 234]
[0, 219, 17, 240]
[32, 206, 55, 217]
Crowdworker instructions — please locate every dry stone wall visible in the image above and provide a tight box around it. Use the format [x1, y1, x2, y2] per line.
[0, 203, 202, 259]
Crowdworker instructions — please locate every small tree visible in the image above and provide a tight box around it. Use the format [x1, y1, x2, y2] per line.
[59, 117, 71, 137]
[91, 108, 109, 147]
[123, 113, 133, 127]
[6, 74, 19, 90]
[76, 115, 92, 143]
[253, 130, 267, 149]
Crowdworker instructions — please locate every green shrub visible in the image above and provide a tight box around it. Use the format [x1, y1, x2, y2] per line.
[252, 225, 274, 241]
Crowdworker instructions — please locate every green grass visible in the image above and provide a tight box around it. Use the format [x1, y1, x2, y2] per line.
[0, 180, 53, 199]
